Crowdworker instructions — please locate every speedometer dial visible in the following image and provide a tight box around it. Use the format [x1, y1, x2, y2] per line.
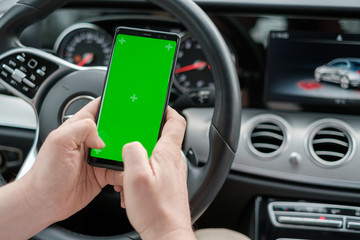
[174, 35, 214, 92]
[55, 23, 112, 66]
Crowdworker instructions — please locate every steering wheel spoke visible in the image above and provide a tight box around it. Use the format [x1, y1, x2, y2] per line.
[16, 142, 38, 179]
[0, 47, 101, 181]
[0, 47, 83, 109]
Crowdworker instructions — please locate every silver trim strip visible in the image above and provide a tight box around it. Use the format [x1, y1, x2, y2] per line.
[347, 221, 360, 230]
[277, 216, 342, 228]
[17, 142, 38, 179]
[61, 95, 95, 123]
[268, 201, 360, 234]
[233, 161, 360, 189]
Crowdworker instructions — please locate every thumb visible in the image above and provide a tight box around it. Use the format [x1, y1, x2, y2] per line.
[55, 118, 105, 150]
[122, 142, 153, 178]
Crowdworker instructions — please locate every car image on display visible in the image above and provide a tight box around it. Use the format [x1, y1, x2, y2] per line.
[3, 1, 360, 240]
[315, 58, 360, 89]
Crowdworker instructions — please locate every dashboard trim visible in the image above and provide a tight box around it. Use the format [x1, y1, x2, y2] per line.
[0, 94, 36, 130]
[183, 107, 360, 191]
[268, 201, 360, 234]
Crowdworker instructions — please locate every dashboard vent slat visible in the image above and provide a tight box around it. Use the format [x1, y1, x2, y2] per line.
[315, 151, 345, 158]
[250, 121, 285, 156]
[252, 143, 279, 151]
[255, 124, 281, 131]
[312, 138, 349, 147]
[251, 131, 284, 141]
[317, 130, 345, 137]
[310, 126, 351, 164]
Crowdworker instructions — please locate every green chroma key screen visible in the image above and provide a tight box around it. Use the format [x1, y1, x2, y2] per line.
[90, 30, 178, 162]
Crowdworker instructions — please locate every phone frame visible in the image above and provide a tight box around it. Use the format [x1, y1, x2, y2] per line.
[87, 26, 180, 170]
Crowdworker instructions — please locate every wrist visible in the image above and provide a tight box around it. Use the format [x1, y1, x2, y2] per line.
[20, 172, 60, 224]
[0, 176, 57, 239]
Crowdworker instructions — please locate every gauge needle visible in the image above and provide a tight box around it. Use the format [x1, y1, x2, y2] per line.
[77, 53, 94, 66]
[175, 61, 208, 74]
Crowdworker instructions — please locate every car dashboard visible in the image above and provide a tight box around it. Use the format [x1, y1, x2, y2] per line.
[2, 1, 360, 239]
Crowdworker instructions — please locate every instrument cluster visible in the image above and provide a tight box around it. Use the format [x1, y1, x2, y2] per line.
[53, 20, 238, 98]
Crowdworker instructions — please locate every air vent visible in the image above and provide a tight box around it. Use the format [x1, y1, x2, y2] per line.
[309, 126, 352, 166]
[249, 121, 285, 157]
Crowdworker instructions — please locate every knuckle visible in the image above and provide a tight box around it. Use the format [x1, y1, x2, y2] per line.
[132, 171, 151, 185]
[81, 118, 96, 129]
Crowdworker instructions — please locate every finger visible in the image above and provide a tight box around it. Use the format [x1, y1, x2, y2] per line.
[114, 185, 122, 192]
[122, 142, 153, 177]
[113, 185, 126, 208]
[105, 169, 124, 186]
[159, 107, 186, 148]
[120, 190, 125, 208]
[56, 118, 104, 150]
[165, 106, 181, 122]
[63, 97, 101, 125]
[149, 108, 186, 172]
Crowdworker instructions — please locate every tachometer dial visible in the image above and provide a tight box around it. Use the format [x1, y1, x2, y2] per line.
[174, 35, 214, 92]
[55, 23, 112, 66]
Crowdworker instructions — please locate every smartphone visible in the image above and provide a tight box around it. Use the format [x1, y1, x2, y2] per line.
[87, 27, 180, 170]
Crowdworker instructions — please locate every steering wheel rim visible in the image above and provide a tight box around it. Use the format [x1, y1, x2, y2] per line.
[0, 0, 241, 239]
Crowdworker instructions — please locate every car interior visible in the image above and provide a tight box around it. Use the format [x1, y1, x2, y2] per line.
[1, 0, 360, 239]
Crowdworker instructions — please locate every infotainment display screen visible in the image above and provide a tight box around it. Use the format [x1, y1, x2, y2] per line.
[265, 31, 360, 107]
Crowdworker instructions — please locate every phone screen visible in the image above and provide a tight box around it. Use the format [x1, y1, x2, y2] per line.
[88, 27, 179, 169]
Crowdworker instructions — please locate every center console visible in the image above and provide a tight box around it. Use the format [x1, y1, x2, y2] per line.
[255, 197, 360, 240]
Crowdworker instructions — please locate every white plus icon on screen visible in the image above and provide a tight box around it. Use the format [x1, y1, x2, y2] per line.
[165, 43, 173, 51]
[119, 37, 126, 45]
[130, 94, 138, 102]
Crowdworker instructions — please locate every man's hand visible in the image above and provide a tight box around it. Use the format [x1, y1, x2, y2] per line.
[0, 98, 126, 239]
[22, 98, 124, 222]
[119, 107, 196, 240]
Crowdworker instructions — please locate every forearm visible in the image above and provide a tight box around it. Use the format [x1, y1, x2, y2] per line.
[0, 177, 56, 240]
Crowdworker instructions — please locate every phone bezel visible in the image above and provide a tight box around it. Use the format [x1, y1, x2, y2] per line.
[87, 26, 180, 170]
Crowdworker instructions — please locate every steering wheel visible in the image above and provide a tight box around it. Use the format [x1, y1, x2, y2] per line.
[0, 0, 241, 239]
